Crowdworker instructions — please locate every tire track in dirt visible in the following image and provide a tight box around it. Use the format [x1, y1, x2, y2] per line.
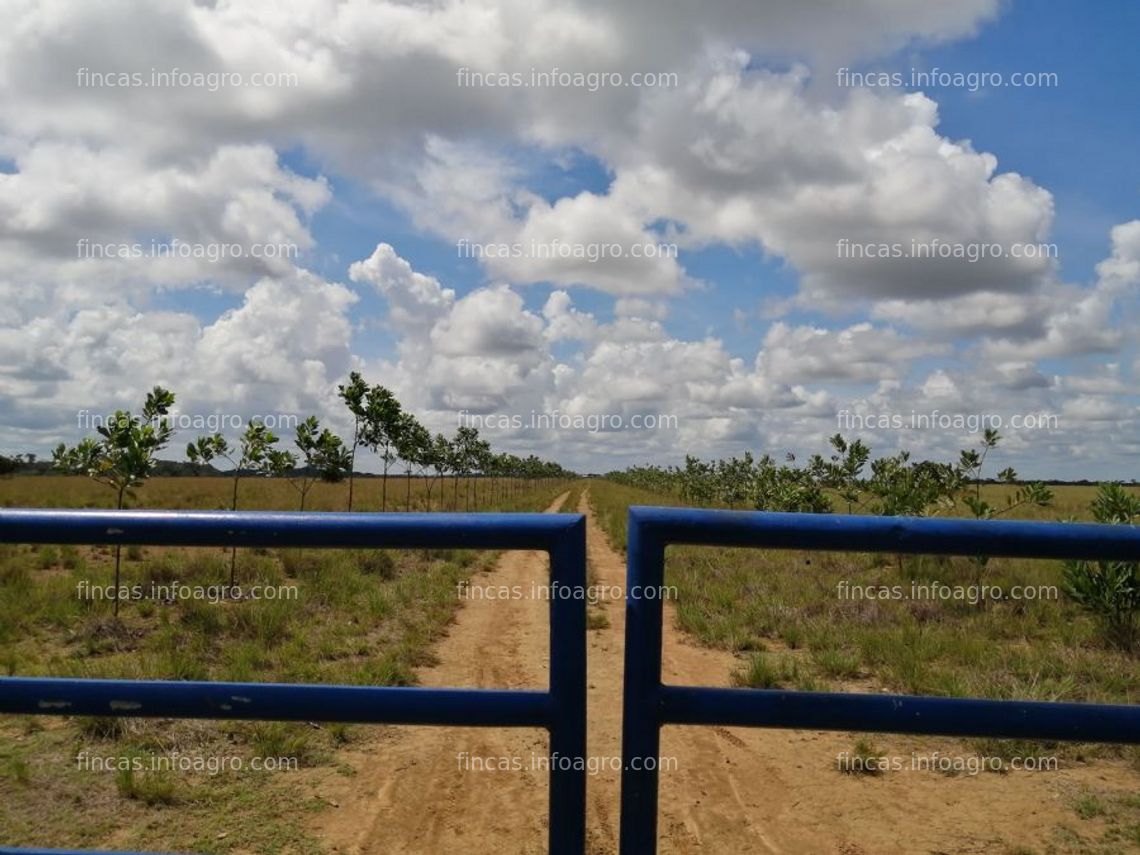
[309, 489, 1139, 854]
[311, 493, 567, 854]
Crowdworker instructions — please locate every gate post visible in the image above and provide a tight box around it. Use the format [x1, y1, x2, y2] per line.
[548, 514, 588, 855]
[618, 509, 665, 854]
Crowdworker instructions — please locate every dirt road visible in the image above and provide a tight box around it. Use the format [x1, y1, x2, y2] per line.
[310, 490, 1137, 854]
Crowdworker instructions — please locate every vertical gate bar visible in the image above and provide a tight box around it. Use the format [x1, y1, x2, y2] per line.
[548, 516, 588, 855]
[619, 510, 665, 855]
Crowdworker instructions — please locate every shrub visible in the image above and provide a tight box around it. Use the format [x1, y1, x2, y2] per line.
[5, 755, 31, 786]
[813, 648, 862, 679]
[732, 652, 798, 689]
[359, 651, 414, 687]
[836, 738, 886, 776]
[59, 545, 82, 570]
[355, 550, 396, 578]
[246, 722, 314, 766]
[77, 716, 126, 740]
[115, 759, 179, 805]
[231, 598, 294, 646]
[1063, 483, 1140, 652]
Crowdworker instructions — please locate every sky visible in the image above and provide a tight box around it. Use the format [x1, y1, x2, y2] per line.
[0, 0, 1137, 478]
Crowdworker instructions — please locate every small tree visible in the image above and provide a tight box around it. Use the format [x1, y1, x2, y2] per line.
[0, 454, 19, 476]
[867, 452, 959, 518]
[337, 371, 371, 511]
[750, 453, 832, 514]
[287, 417, 351, 511]
[451, 426, 482, 511]
[714, 453, 755, 509]
[866, 451, 960, 575]
[265, 447, 298, 482]
[823, 434, 871, 514]
[394, 413, 431, 512]
[363, 385, 403, 512]
[53, 386, 176, 616]
[426, 432, 452, 510]
[186, 423, 283, 587]
[956, 429, 1053, 589]
[1063, 483, 1140, 652]
[957, 429, 1053, 520]
[679, 455, 716, 506]
[485, 451, 506, 505]
[472, 438, 493, 508]
[498, 452, 526, 504]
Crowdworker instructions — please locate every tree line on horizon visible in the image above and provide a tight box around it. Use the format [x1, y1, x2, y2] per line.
[49, 376, 573, 513]
[607, 432, 1139, 653]
[41, 379, 573, 615]
[608, 431, 1057, 518]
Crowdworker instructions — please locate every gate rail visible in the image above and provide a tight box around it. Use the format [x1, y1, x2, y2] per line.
[0, 509, 586, 855]
[620, 506, 1140, 854]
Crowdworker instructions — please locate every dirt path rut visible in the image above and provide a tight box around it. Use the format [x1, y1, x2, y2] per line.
[310, 493, 566, 853]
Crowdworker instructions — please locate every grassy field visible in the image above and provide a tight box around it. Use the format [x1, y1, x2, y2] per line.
[0, 474, 574, 853]
[588, 480, 1138, 730]
[0, 473, 566, 513]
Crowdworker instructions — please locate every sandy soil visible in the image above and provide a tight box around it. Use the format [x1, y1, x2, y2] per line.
[307, 490, 1138, 854]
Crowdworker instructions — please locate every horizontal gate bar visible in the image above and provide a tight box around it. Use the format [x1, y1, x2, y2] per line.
[629, 505, 1140, 561]
[0, 677, 551, 727]
[0, 509, 579, 551]
[660, 685, 1140, 743]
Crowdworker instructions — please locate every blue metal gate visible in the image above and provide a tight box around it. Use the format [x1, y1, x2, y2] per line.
[0, 509, 586, 855]
[5, 505, 1140, 854]
[619, 506, 1140, 854]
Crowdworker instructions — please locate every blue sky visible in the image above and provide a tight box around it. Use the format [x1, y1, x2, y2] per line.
[260, 0, 1140, 377]
[871, 0, 1139, 283]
